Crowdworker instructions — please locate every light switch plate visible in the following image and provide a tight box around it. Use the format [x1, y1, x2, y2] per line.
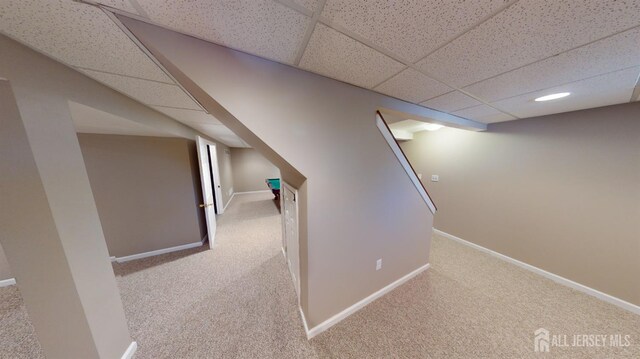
[431, 175, 439, 182]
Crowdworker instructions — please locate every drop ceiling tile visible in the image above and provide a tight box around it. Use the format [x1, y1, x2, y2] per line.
[0, 0, 171, 83]
[136, 0, 310, 64]
[299, 23, 405, 88]
[492, 67, 640, 119]
[294, 0, 321, 12]
[454, 105, 516, 124]
[464, 28, 640, 102]
[374, 68, 452, 103]
[152, 106, 222, 125]
[81, 70, 201, 110]
[98, 0, 139, 14]
[420, 91, 483, 113]
[321, 0, 508, 62]
[416, 0, 640, 87]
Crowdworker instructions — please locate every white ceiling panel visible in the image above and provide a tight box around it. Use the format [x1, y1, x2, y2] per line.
[69, 101, 175, 137]
[152, 106, 223, 125]
[374, 68, 451, 104]
[293, 0, 320, 12]
[321, 0, 508, 63]
[98, 0, 139, 14]
[0, 0, 171, 83]
[464, 28, 640, 102]
[454, 105, 516, 124]
[81, 69, 201, 110]
[421, 91, 483, 113]
[299, 23, 405, 88]
[416, 0, 640, 87]
[492, 67, 640, 119]
[136, 0, 310, 64]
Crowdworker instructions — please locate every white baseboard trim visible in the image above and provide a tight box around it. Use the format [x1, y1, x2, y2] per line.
[114, 240, 204, 263]
[201, 234, 208, 244]
[109, 256, 117, 262]
[433, 229, 640, 316]
[0, 278, 16, 287]
[222, 193, 235, 212]
[234, 190, 271, 195]
[303, 263, 431, 339]
[120, 341, 137, 359]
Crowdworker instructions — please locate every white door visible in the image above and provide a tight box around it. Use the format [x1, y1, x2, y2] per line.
[283, 183, 300, 297]
[196, 136, 224, 248]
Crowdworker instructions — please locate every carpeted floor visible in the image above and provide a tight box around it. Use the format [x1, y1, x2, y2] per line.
[0, 192, 638, 358]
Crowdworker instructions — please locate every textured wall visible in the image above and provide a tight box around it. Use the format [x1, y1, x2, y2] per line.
[402, 102, 640, 306]
[231, 148, 280, 193]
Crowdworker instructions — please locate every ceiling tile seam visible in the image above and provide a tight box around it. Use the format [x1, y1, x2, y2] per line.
[630, 70, 640, 102]
[100, 7, 206, 112]
[318, 16, 515, 118]
[271, 0, 314, 17]
[293, 0, 329, 65]
[482, 65, 640, 104]
[411, 0, 521, 65]
[126, 0, 150, 18]
[457, 23, 640, 91]
[419, 90, 485, 113]
[75, 0, 139, 17]
[406, 62, 521, 119]
[0, 29, 108, 85]
[73, 66, 175, 85]
[370, 66, 409, 89]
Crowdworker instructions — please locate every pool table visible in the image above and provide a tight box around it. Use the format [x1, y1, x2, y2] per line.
[265, 178, 280, 201]
[265, 178, 281, 212]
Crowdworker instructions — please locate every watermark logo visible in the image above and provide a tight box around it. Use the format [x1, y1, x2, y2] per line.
[534, 328, 632, 353]
[534, 328, 550, 352]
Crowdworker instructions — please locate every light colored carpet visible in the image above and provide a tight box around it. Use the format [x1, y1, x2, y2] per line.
[0, 192, 638, 358]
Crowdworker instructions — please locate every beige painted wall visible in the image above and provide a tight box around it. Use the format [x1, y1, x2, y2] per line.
[78, 134, 206, 257]
[231, 148, 280, 193]
[123, 18, 437, 328]
[0, 243, 12, 281]
[217, 146, 235, 206]
[401, 102, 640, 306]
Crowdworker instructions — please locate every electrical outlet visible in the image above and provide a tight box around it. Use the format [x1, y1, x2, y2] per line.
[376, 259, 382, 271]
[431, 175, 439, 182]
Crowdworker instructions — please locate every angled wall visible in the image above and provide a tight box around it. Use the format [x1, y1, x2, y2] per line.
[119, 17, 448, 328]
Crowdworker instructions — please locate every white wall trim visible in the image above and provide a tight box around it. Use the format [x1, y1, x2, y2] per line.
[303, 263, 431, 339]
[114, 240, 204, 263]
[433, 229, 640, 316]
[109, 256, 117, 262]
[223, 192, 235, 212]
[120, 341, 137, 359]
[234, 190, 272, 195]
[0, 278, 16, 287]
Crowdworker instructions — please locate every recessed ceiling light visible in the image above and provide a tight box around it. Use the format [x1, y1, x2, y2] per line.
[534, 92, 571, 102]
[423, 123, 444, 131]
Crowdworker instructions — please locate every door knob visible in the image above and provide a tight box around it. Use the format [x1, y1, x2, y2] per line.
[199, 203, 213, 208]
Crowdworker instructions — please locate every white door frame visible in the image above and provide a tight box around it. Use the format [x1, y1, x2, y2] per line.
[282, 181, 300, 300]
[196, 136, 224, 248]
